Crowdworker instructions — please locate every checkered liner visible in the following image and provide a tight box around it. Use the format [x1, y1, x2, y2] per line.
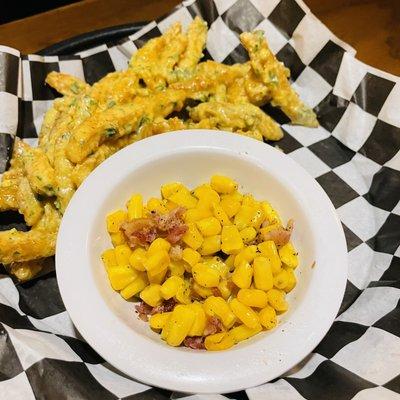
[0, 0, 399, 399]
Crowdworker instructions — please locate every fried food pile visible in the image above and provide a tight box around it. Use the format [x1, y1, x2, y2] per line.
[0, 17, 317, 281]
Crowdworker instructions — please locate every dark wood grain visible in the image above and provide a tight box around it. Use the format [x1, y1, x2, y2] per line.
[0, 0, 399, 76]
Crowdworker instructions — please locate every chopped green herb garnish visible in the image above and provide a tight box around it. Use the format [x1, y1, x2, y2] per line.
[107, 100, 116, 108]
[104, 127, 117, 138]
[137, 116, 150, 130]
[70, 82, 80, 94]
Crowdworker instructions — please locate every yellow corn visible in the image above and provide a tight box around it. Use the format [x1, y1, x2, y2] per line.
[237, 288, 268, 308]
[203, 257, 229, 279]
[140, 284, 163, 307]
[161, 182, 183, 199]
[258, 241, 282, 274]
[106, 210, 128, 233]
[115, 244, 132, 265]
[250, 207, 265, 229]
[182, 248, 201, 267]
[169, 260, 186, 276]
[259, 306, 277, 330]
[188, 302, 207, 336]
[261, 201, 281, 225]
[147, 267, 168, 284]
[184, 207, 212, 223]
[169, 187, 198, 209]
[230, 298, 260, 329]
[267, 289, 288, 312]
[129, 247, 147, 271]
[231, 261, 253, 289]
[204, 296, 236, 328]
[240, 227, 257, 244]
[144, 250, 170, 274]
[194, 184, 220, 209]
[192, 282, 214, 298]
[196, 217, 221, 236]
[175, 279, 191, 304]
[259, 223, 281, 237]
[234, 245, 258, 267]
[199, 235, 221, 256]
[149, 312, 171, 330]
[234, 205, 255, 230]
[205, 332, 234, 351]
[192, 263, 220, 287]
[182, 223, 204, 250]
[274, 269, 289, 290]
[228, 324, 262, 343]
[253, 256, 273, 291]
[148, 238, 171, 256]
[221, 225, 243, 254]
[107, 265, 137, 290]
[225, 254, 236, 271]
[218, 279, 232, 300]
[127, 194, 143, 219]
[164, 200, 178, 211]
[279, 243, 299, 268]
[146, 197, 168, 214]
[220, 194, 241, 218]
[210, 175, 238, 194]
[283, 267, 297, 293]
[164, 305, 196, 346]
[110, 231, 126, 246]
[212, 203, 231, 226]
[101, 249, 117, 270]
[120, 272, 148, 299]
[241, 194, 257, 207]
[161, 276, 184, 300]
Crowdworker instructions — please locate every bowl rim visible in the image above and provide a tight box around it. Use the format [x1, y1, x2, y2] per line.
[56, 129, 348, 394]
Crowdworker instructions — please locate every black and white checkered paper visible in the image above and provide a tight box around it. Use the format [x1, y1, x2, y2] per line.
[1, 0, 399, 399]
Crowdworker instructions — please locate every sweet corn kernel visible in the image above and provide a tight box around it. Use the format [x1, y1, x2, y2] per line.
[210, 175, 238, 194]
[212, 203, 231, 226]
[182, 223, 204, 250]
[161, 182, 183, 199]
[161, 276, 184, 300]
[234, 246, 258, 267]
[231, 261, 253, 289]
[101, 249, 117, 270]
[147, 267, 168, 284]
[106, 210, 128, 233]
[149, 312, 171, 330]
[175, 279, 191, 304]
[161, 313, 173, 341]
[164, 305, 196, 346]
[279, 243, 299, 268]
[220, 195, 241, 218]
[274, 269, 289, 290]
[253, 256, 274, 291]
[194, 184, 220, 209]
[258, 241, 282, 274]
[169, 187, 198, 209]
[234, 205, 255, 230]
[240, 227, 257, 244]
[127, 194, 143, 219]
[199, 235, 221, 256]
[237, 288, 269, 308]
[203, 257, 229, 279]
[192, 263, 220, 288]
[120, 272, 148, 299]
[259, 223, 281, 237]
[110, 231, 126, 246]
[192, 282, 214, 298]
[184, 207, 212, 223]
[283, 267, 296, 293]
[228, 324, 262, 343]
[230, 298, 260, 329]
[129, 247, 147, 271]
[218, 279, 232, 300]
[148, 238, 171, 255]
[146, 197, 168, 214]
[115, 244, 132, 266]
[221, 225, 243, 254]
[169, 260, 186, 276]
[267, 289, 288, 312]
[196, 217, 221, 236]
[250, 207, 265, 229]
[144, 250, 170, 274]
[241, 194, 257, 207]
[107, 265, 138, 290]
[205, 332, 234, 351]
[261, 201, 281, 225]
[182, 248, 201, 267]
[259, 305, 277, 330]
[204, 296, 236, 328]
[225, 254, 236, 271]
[188, 302, 207, 336]
[164, 200, 178, 211]
[140, 284, 163, 307]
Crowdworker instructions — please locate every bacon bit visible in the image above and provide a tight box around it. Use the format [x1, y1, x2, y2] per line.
[211, 287, 222, 297]
[183, 336, 205, 350]
[135, 301, 153, 321]
[151, 298, 176, 315]
[260, 219, 294, 246]
[121, 207, 187, 249]
[169, 244, 183, 261]
[204, 316, 224, 336]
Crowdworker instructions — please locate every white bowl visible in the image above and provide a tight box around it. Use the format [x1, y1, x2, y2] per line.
[56, 130, 347, 394]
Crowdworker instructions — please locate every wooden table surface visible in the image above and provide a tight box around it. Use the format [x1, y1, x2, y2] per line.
[0, 0, 399, 76]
